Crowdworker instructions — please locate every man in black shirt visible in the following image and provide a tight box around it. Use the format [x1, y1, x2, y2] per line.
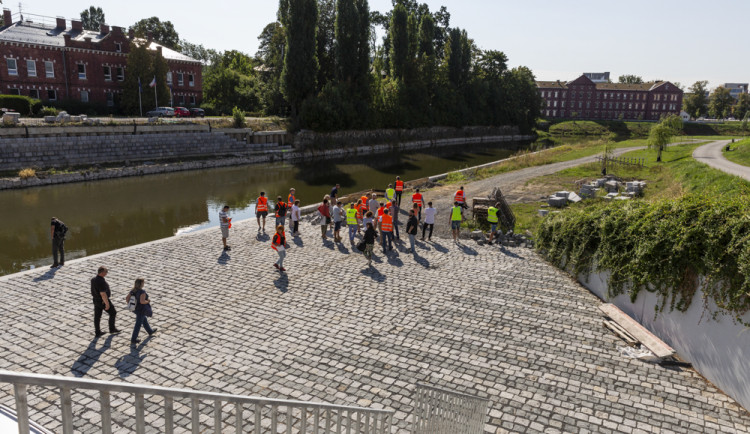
[91, 266, 119, 337]
[405, 209, 419, 253]
[50, 217, 67, 268]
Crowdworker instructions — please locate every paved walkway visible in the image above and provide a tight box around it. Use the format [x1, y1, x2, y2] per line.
[693, 140, 750, 182]
[1, 219, 750, 433]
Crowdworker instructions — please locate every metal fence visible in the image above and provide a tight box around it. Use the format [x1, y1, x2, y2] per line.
[411, 383, 489, 434]
[0, 370, 393, 434]
[595, 156, 646, 169]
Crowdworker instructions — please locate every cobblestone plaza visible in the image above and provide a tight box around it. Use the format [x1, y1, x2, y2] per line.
[1, 220, 749, 433]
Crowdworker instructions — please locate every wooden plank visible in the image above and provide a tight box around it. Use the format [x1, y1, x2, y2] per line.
[599, 304, 675, 358]
[603, 320, 637, 346]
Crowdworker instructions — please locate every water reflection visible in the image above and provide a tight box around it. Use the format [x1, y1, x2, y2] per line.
[1, 142, 526, 275]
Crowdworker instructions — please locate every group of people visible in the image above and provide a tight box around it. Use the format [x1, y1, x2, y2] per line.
[218, 177, 508, 270]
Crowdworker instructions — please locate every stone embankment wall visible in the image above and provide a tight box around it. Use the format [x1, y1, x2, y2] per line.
[581, 271, 750, 412]
[0, 124, 533, 190]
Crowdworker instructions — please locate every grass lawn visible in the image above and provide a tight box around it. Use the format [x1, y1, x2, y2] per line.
[722, 138, 750, 167]
[510, 141, 750, 234]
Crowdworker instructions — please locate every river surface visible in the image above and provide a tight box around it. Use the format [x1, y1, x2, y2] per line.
[1, 142, 527, 276]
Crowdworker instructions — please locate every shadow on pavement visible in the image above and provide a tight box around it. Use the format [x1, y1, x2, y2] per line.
[217, 251, 230, 265]
[33, 267, 59, 282]
[115, 337, 152, 378]
[256, 232, 270, 242]
[458, 243, 478, 256]
[71, 334, 115, 377]
[500, 247, 525, 260]
[386, 252, 404, 267]
[336, 242, 350, 255]
[292, 236, 304, 247]
[430, 241, 450, 253]
[274, 274, 289, 293]
[360, 266, 386, 282]
[414, 252, 431, 269]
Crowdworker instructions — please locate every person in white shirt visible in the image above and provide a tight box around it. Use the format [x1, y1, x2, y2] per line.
[368, 193, 379, 215]
[422, 201, 437, 241]
[332, 200, 345, 242]
[219, 205, 231, 250]
[291, 200, 301, 236]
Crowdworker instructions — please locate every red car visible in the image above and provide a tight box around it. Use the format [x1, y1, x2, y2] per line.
[174, 107, 190, 118]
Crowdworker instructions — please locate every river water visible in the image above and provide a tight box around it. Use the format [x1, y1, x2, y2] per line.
[1, 142, 527, 276]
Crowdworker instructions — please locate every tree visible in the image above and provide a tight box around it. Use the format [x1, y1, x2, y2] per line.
[417, 13, 435, 58]
[121, 42, 154, 115]
[256, 22, 287, 115]
[709, 87, 733, 119]
[317, 0, 337, 91]
[151, 50, 171, 107]
[476, 50, 508, 81]
[648, 115, 681, 163]
[733, 93, 750, 120]
[446, 28, 470, 87]
[618, 74, 643, 84]
[180, 40, 219, 66]
[389, 3, 409, 80]
[683, 80, 709, 118]
[281, 0, 319, 121]
[130, 17, 180, 50]
[80, 6, 105, 31]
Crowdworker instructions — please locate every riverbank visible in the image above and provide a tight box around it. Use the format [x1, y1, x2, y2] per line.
[0, 131, 532, 190]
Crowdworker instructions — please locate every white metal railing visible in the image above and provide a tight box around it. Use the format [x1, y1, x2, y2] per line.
[411, 383, 488, 434]
[0, 370, 393, 434]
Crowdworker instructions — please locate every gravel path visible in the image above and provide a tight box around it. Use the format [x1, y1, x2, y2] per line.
[693, 139, 750, 181]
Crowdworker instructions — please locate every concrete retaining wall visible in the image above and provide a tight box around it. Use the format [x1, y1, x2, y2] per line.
[580, 271, 750, 412]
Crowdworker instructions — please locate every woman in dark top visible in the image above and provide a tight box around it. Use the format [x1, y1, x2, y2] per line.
[125, 278, 156, 345]
[363, 222, 377, 266]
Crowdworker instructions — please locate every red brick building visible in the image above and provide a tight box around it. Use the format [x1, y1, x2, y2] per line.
[537, 75, 683, 121]
[0, 8, 202, 110]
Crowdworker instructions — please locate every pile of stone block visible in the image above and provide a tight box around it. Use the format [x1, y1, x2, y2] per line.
[547, 191, 582, 208]
[625, 181, 646, 197]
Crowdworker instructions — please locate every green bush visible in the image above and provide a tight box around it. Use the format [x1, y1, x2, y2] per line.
[535, 195, 750, 323]
[0, 95, 39, 115]
[200, 103, 217, 116]
[38, 106, 59, 117]
[231, 106, 246, 128]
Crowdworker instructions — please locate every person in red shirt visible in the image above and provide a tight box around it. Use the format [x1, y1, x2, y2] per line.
[318, 199, 331, 240]
[256, 192, 269, 231]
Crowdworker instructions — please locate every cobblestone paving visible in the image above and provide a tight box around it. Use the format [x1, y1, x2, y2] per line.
[1, 220, 749, 433]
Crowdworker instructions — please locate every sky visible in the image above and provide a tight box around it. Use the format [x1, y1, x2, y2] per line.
[17, 0, 750, 89]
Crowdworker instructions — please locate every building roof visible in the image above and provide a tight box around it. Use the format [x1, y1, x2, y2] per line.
[537, 75, 678, 92]
[0, 20, 199, 63]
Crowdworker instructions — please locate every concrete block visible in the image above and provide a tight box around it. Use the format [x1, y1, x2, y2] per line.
[555, 191, 570, 198]
[548, 197, 567, 208]
[538, 209, 549, 217]
[2, 112, 20, 125]
[567, 192, 582, 203]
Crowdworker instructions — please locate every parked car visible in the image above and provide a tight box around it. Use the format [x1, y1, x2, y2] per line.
[174, 107, 190, 118]
[145, 107, 175, 118]
[189, 108, 205, 118]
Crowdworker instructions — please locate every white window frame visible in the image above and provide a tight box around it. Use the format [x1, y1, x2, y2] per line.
[29, 89, 40, 99]
[189, 95, 196, 105]
[47, 89, 57, 101]
[7, 58, 18, 76]
[103, 66, 112, 81]
[115, 42, 122, 52]
[188, 74, 194, 87]
[177, 73, 184, 86]
[166, 72, 172, 84]
[7, 87, 20, 95]
[26, 60, 37, 77]
[106, 92, 114, 107]
[116, 67, 124, 81]
[81, 90, 89, 102]
[45, 61, 54, 78]
[78, 63, 86, 79]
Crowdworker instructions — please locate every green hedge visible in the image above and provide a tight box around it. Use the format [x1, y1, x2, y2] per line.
[0, 95, 40, 115]
[535, 195, 750, 323]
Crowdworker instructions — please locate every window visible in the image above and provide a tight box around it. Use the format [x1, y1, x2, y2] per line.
[553, 101, 557, 108]
[115, 42, 122, 52]
[540, 91, 545, 98]
[7, 88, 20, 95]
[116, 67, 124, 81]
[106, 92, 114, 107]
[554, 91, 558, 98]
[103, 66, 112, 81]
[188, 74, 194, 87]
[26, 60, 37, 77]
[178, 95, 185, 104]
[48, 89, 57, 101]
[7, 58, 18, 76]
[190, 95, 196, 105]
[29, 89, 39, 99]
[81, 90, 89, 102]
[78, 64, 86, 79]
[45, 61, 54, 78]
[177, 73, 184, 86]
[166, 72, 172, 84]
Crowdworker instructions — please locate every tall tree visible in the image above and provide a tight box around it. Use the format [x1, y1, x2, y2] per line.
[389, 3, 409, 81]
[417, 13, 435, 58]
[336, 0, 361, 84]
[121, 42, 154, 115]
[256, 22, 288, 115]
[476, 50, 507, 81]
[130, 17, 180, 50]
[152, 49, 172, 107]
[618, 74, 643, 84]
[733, 93, 750, 120]
[648, 122, 674, 162]
[281, 0, 319, 121]
[446, 28, 470, 87]
[80, 6, 106, 31]
[317, 0, 337, 91]
[180, 40, 219, 66]
[709, 87, 733, 119]
[683, 80, 709, 118]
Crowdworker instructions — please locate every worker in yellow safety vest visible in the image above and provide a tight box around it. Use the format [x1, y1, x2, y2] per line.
[346, 203, 359, 246]
[487, 203, 500, 244]
[450, 201, 463, 243]
[385, 184, 396, 203]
